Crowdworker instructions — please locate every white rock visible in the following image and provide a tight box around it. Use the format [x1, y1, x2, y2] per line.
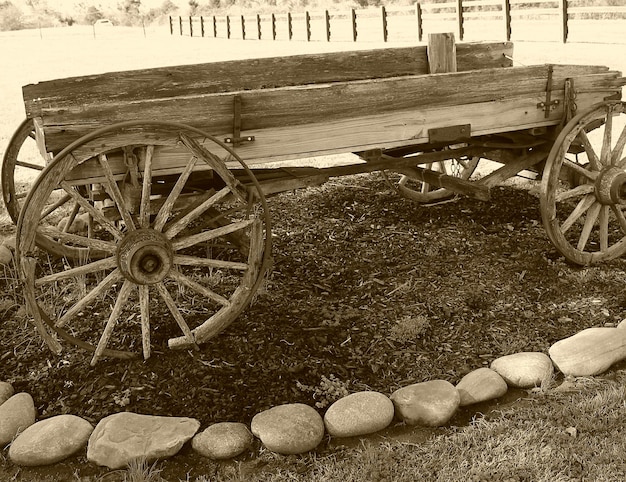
[390, 380, 460, 427]
[9, 415, 93, 466]
[87, 412, 200, 469]
[0, 382, 14, 406]
[56, 213, 89, 234]
[0, 393, 36, 446]
[491, 352, 553, 388]
[0, 245, 12, 265]
[251, 403, 324, 454]
[324, 391, 394, 437]
[192, 422, 253, 459]
[456, 368, 508, 406]
[549, 327, 626, 376]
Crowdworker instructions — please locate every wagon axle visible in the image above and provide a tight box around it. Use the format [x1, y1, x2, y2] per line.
[117, 229, 174, 285]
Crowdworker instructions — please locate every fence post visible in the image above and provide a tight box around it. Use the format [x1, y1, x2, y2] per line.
[241, 15, 246, 39]
[559, 0, 568, 43]
[257, 14, 262, 39]
[288, 12, 293, 40]
[415, 3, 423, 42]
[272, 13, 277, 40]
[325, 10, 331, 41]
[502, 0, 511, 41]
[179, 16, 183, 35]
[213, 16, 217, 37]
[189, 16, 193, 37]
[306, 11, 311, 41]
[351, 9, 357, 42]
[456, 0, 464, 41]
[169, 16, 173, 35]
[200, 16, 205, 37]
[427, 32, 457, 74]
[381, 6, 388, 42]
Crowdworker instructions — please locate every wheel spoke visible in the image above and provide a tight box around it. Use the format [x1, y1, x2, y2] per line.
[41, 193, 72, 220]
[178, 133, 248, 204]
[561, 194, 596, 234]
[56, 269, 124, 327]
[599, 205, 609, 252]
[37, 226, 116, 253]
[612, 123, 626, 166]
[172, 218, 254, 251]
[153, 155, 197, 232]
[99, 154, 136, 231]
[601, 104, 613, 166]
[164, 186, 231, 239]
[611, 204, 626, 233]
[167, 269, 230, 306]
[577, 131, 601, 170]
[91, 279, 134, 366]
[576, 201, 601, 251]
[61, 202, 81, 233]
[155, 282, 195, 344]
[563, 158, 598, 182]
[36, 256, 117, 285]
[555, 184, 594, 203]
[173, 254, 248, 271]
[61, 181, 123, 240]
[139, 145, 154, 229]
[139, 284, 150, 359]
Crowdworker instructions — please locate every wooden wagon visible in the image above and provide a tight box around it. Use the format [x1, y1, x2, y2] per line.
[2, 34, 625, 364]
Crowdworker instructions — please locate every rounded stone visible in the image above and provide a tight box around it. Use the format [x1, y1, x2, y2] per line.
[9, 415, 93, 466]
[456, 368, 508, 406]
[549, 327, 626, 376]
[324, 391, 394, 438]
[390, 380, 460, 427]
[0, 382, 15, 406]
[0, 393, 36, 446]
[87, 412, 200, 469]
[192, 422, 253, 459]
[491, 352, 554, 388]
[251, 403, 324, 455]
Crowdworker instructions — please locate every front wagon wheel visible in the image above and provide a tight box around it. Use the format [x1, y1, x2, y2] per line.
[16, 121, 271, 364]
[540, 101, 626, 265]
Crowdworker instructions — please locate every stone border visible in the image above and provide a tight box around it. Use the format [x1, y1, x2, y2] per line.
[2, 322, 623, 469]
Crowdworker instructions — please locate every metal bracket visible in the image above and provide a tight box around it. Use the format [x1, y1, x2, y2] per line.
[428, 124, 471, 144]
[537, 65, 560, 118]
[224, 95, 255, 147]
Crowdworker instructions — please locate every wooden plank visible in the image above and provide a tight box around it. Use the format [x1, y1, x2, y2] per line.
[36, 65, 622, 154]
[61, 86, 618, 184]
[428, 32, 457, 73]
[23, 41, 514, 117]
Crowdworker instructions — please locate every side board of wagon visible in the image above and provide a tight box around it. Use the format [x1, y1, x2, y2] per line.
[2, 34, 625, 363]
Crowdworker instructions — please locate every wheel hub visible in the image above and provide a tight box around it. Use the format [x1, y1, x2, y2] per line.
[117, 229, 173, 285]
[595, 166, 626, 205]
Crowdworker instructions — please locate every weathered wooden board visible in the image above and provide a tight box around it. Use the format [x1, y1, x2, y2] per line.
[23, 41, 513, 113]
[29, 64, 624, 156]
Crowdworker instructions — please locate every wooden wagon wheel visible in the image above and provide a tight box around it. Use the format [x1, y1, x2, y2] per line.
[16, 121, 271, 364]
[397, 155, 480, 203]
[1, 118, 44, 224]
[540, 100, 626, 265]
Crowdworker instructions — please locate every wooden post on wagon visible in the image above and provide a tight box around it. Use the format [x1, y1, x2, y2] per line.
[427, 32, 457, 74]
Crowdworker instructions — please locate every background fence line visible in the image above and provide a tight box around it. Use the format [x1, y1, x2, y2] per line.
[169, 0, 626, 44]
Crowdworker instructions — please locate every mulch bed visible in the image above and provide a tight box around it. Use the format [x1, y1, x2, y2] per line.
[2, 172, 626, 480]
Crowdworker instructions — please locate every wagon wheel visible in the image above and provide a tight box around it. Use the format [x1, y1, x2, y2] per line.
[1, 118, 44, 223]
[1, 118, 99, 258]
[540, 100, 626, 265]
[16, 121, 271, 364]
[397, 155, 480, 203]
